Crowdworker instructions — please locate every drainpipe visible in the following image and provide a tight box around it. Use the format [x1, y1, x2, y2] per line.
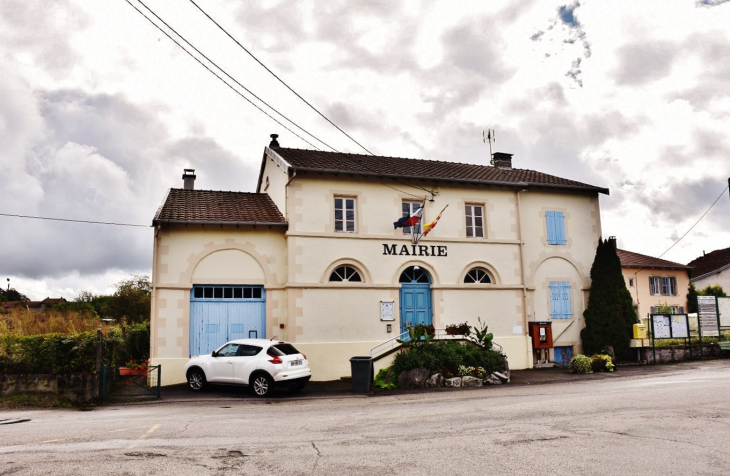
[282, 171, 296, 342]
[516, 189, 531, 367]
[150, 225, 160, 360]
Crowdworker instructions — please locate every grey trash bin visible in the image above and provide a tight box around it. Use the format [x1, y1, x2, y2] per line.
[350, 356, 373, 393]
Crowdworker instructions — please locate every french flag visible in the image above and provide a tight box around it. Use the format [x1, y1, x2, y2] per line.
[393, 206, 423, 229]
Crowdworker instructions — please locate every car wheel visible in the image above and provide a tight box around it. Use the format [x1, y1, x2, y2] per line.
[289, 382, 306, 393]
[251, 373, 274, 397]
[187, 369, 206, 392]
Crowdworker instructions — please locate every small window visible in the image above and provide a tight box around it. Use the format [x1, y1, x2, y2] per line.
[204, 287, 213, 299]
[546, 211, 567, 245]
[252, 288, 262, 299]
[549, 281, 572, 319]
[244, 288, 252, 299]
[464, 267, 491, 283]
[402, 201, 423, 235]
[224, 288, 233, 299]
[335, 197, 356, 232]
[214, 287, 223, 299]
[649, 277, 661, 295]
[329, 265, 362, 282]
[399, 266, 430, 283]
[465, 205, 484, 238]
[233, 288, 243, 299]
[194, 287, 204, 298]
[661, 277, 677, 296]
[628, 278, 634, 287]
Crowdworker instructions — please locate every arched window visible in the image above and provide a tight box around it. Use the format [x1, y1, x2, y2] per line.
[399, 266, 431, 284]
[464, 267, 492, 284]
[329, 265, 362, 282]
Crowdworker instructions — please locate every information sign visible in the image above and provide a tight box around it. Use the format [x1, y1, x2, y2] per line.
[698, 296, 720, 337]
[380, 301, 395, 321]
[670, 315, 689, 338]
[651, 315, 671, 339]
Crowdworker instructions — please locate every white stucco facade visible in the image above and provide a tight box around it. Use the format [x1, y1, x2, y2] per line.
[150, 146, 606, 385]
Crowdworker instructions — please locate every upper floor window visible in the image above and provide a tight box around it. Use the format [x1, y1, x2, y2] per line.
[546, 211, 566, 245]
[401, 201, 423, 235]
[335, 197, 356, 232]
[465, 205, 484, 238]
[650, 276, 676, 296]
[329, 265, 362, 282]
[549, 281, 572, 319]
[629, 278, 634, 287]
[464, 267, 491, 283]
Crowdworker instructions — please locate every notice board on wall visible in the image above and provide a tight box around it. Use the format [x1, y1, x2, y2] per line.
[698, 296, 720, 337]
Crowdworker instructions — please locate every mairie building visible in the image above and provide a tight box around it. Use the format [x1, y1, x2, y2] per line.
[150, 136, 609, 385]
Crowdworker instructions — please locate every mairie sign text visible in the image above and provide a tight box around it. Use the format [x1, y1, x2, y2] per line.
[382, 244, 447, 257]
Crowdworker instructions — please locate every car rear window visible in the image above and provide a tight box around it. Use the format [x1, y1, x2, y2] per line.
[268, 343, 301, 356]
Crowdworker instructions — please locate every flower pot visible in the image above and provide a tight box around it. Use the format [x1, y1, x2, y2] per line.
[119, 367, 146, 376]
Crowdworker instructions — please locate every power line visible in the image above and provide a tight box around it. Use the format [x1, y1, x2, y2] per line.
[134, 0, 338, 153]
[124, 0, 321, 151]
[188, 0, 375, 156]
[0, 213, 149, 228]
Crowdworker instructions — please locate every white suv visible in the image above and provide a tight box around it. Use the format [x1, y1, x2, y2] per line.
[184, 339, 312, 397]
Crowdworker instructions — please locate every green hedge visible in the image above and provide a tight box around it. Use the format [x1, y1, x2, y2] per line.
[0, 322, 150, 374]
[392, 340, 505, 377]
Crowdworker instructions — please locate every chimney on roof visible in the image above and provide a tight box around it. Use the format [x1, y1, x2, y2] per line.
[492, 152, 513, 169]
[182, 169, 196, 190]
[269, 133, 280, 149]
[607, 236, 617, 251]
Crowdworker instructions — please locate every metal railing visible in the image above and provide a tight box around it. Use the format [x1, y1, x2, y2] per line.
[101, 365, 161, 400]
[369, 328, 503, 360]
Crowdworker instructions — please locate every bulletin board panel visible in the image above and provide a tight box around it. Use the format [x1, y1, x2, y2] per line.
[650, 314, 689, 339]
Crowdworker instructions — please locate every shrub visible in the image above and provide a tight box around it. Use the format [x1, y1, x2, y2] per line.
[591, 354, 615, 372]
[570, 354, 593, 374]
[393, 340, 505, 377]
[467, 317, 493, 350]
[373, 367, 397, 389]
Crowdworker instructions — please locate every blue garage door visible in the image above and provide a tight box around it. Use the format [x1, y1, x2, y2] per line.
[189, 285, 266, 357]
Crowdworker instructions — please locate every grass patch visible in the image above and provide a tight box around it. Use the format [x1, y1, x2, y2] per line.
[0, 391, 74, 410]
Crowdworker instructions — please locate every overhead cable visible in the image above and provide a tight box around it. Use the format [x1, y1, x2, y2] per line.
[0, 213, 149, 228]
[124, 0, 321, 150]
[188, 0, 375, 156]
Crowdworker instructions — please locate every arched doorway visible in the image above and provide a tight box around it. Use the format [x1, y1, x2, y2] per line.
[399, 266, 432, 334]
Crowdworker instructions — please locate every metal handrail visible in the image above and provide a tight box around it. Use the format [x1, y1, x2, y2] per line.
[369, 328, 503, 359]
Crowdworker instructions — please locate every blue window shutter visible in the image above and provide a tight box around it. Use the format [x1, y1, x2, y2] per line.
[549, 282, 560, 317]
[555, 212, 566, 244]
[560, 282, 572, 318]
[546, 212, 557, 244]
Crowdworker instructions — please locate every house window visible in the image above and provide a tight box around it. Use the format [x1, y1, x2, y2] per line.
[629, 278, 634, 287]
[549, 281, 572, 319]
[401, 201, 423, 235]
[650, 276, 676, 296]
[334, 197, 356, 232]
[465, 205, 484, 238]
[464, 267, 491, 283]
[329, 265, 362, 282]
[546, 211, 567, 245]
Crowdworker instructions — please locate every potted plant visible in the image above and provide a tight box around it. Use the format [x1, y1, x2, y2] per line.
[119, 359, 149, 376]
[445, 322, 470, 336]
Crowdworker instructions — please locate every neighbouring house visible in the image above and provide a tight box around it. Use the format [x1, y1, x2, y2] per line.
[1, 297, 67, 313]
[687, 247, 730, 292]
[149, 135, 609, 385]
[617, 247, 692, 321]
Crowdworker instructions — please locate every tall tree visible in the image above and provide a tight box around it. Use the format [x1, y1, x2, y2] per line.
[580, 238, 638, 360]
[107, 275, 151, 324]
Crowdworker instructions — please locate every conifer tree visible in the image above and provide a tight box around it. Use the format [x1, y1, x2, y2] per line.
[580, 238, 637, 360]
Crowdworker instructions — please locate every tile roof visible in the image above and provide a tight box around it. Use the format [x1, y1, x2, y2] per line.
[687, 247, 730, 279]
[617, 249, 692, 271]
[153, 189, 286, 226]
[270, 147, 609, 195]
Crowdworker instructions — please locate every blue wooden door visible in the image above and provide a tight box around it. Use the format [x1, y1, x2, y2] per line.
[554, 346, 573, 366]
[189, 286, 266, 357]
[400, 283, 432, 334]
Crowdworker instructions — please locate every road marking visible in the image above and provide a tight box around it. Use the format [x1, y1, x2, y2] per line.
[126, 424, 160, 450]
[10, 426, 148, 448]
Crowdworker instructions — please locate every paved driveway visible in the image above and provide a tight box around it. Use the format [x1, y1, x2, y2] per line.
[2, 360, 730, 475]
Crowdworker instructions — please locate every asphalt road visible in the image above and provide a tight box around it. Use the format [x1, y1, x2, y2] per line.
[2, 361, 730, 475]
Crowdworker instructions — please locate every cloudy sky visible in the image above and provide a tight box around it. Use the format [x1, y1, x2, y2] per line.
[2, 0, 729, 300]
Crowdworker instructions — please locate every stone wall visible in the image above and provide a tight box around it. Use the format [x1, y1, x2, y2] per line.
[639, 345, 723, 364]
[0, 374, 99, 402]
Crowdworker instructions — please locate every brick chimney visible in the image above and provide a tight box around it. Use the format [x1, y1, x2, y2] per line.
[492, 152, 513, 169]
[607, 236, 617, 250]
[182, 169, 196, 190]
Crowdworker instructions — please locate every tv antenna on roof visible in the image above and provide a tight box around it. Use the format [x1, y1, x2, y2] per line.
[483, 129, 495, 165]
